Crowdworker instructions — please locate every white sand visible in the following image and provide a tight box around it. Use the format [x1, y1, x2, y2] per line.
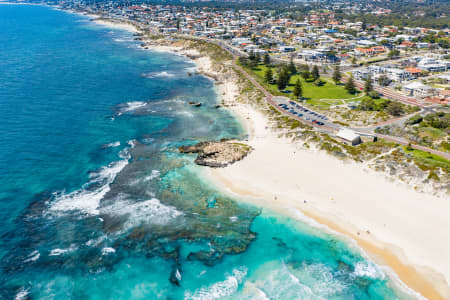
[204, 102, 450, 299]
[93, 19, 138, 33]
[92, 32, 450, 296]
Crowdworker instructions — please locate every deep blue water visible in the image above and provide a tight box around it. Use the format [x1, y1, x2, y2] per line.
[0, 4, 416, 299]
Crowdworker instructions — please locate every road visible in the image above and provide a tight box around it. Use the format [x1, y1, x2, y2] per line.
[179, 35, 450, 160]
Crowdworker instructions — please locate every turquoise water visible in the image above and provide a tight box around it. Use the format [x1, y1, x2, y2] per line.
[0, 5, 415, 299]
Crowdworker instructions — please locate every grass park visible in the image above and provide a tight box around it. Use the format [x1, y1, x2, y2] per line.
[242, 62, 361, 107]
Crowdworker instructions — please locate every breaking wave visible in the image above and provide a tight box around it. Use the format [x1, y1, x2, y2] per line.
[14, 287, 29, 300]
[142, 71, 176, 79]
[103, 141, 120, 148]
[116, 101, 147, 115]
[184, 267, 247, 300]
[24, 250, 40, 263]
[48, 148, 130, 217]
[49, 245, 78, 256]
[100, 196, 183, 232]
[352, 261, 385, 280]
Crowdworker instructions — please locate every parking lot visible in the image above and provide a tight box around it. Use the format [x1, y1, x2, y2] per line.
[272, 96, 339, 130]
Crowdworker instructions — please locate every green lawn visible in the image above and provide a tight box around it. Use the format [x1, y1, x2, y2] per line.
[402, 146, 450, 172]
[248, 64, 358, 106]
[418, 126, 446, 140]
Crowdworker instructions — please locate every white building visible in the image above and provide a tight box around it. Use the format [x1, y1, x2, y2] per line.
[336, 129, 362, 146]
[403, 82, 435, 97]
[385, 68, 412, 82]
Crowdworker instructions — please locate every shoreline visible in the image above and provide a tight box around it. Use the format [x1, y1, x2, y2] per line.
[203, 101, 450, 299]
[44, 8, 450, 299]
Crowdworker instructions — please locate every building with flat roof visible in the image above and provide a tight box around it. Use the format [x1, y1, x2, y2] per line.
[336, 129, 362, 146]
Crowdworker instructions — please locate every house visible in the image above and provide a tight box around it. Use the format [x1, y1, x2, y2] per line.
[297, 50, 326, 61]
[403, 82, 435, 97]
[336, 129, 362, 146]
[417, 58, 448, 72]
[416, 42, 429, 49]
[356, 40, 377, 47]
[385, 68, 412, 82]
[279, 46, 296, 52]
[404, 67, 423, 78]
[352, 68, 370, 80]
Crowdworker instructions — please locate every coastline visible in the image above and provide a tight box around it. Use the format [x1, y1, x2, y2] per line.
[45, 9, 450, 299]
[203, 101, 450, 299]
[160, 38, 450, 298]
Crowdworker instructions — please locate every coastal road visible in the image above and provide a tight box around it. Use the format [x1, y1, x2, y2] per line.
[193, 36, 450, 160]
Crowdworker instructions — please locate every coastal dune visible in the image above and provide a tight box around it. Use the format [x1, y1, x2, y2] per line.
[63, 14, 450, 297]
[205, 105, 450, 299]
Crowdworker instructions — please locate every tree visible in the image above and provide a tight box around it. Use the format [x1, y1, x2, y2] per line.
[263, 53, 270, 65]
[255, 52, 261, 63]
[345, 75, 357, 94]
[301, 70, 310, 81]
[264, 68, 273, 83]
[368, 91, 380, 99]
[238, 57, 248, 66]
[332, 65, 341, 84]
[351, 56, 357, 65]
[388, 49, 400, 58]
[248, 51, 255, 61]
[377, 75, 390, 86]
[311, 65, 320, 81]
[248, 59, 258, 69]
[364, 74, 373, 94]
[277, 69, 289, 91]
[288, 58, 297, 74]
[385, 102, 404, 116]
[359, 97, 376, 111]
[293, 79, 303, 99]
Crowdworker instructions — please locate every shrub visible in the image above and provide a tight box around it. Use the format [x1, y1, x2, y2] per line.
[368, 91, 380, 99]
[406, 115, 423, 125]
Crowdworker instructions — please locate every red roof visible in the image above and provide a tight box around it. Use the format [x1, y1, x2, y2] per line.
[405, 67, 422, 74]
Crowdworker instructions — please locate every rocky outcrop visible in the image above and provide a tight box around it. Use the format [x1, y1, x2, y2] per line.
[179, 140, 252, 168]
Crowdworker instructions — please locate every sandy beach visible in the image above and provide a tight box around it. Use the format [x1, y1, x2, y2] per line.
[91, 19, 138, 33]
[202, 98, 450, 299]
[138, 36, 450, 298]
[67, 14, 450, 298]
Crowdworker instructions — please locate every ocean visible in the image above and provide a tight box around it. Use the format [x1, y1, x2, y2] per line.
[0, 4, 416, 299]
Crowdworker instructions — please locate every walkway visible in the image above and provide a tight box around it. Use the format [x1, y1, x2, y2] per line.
[205, 37, 450, 160]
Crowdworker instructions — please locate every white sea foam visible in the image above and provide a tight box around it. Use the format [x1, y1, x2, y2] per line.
[14, 287, 30, 300]
[240, 282, 270, 300]
[249, 261, 348, 299]
[113, 38, 133, 43]
[142, 71, 176, 79]
[85, 235, 107, 247]
[101, 247, 116, 255]
[175, 269, 182, 281]
[127, 139, 137, 149]
[100, 197, 182, 231]
[352, 261, 385, 280]
[184, 267, 247, 300]
[48, 157, 129, 216]
[24, 250, 40, 263]
[118, 101, 147, 115]
[143, 170, 160, 182]
[49, 245, 77, 256]
[105, 141, 120, 148]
